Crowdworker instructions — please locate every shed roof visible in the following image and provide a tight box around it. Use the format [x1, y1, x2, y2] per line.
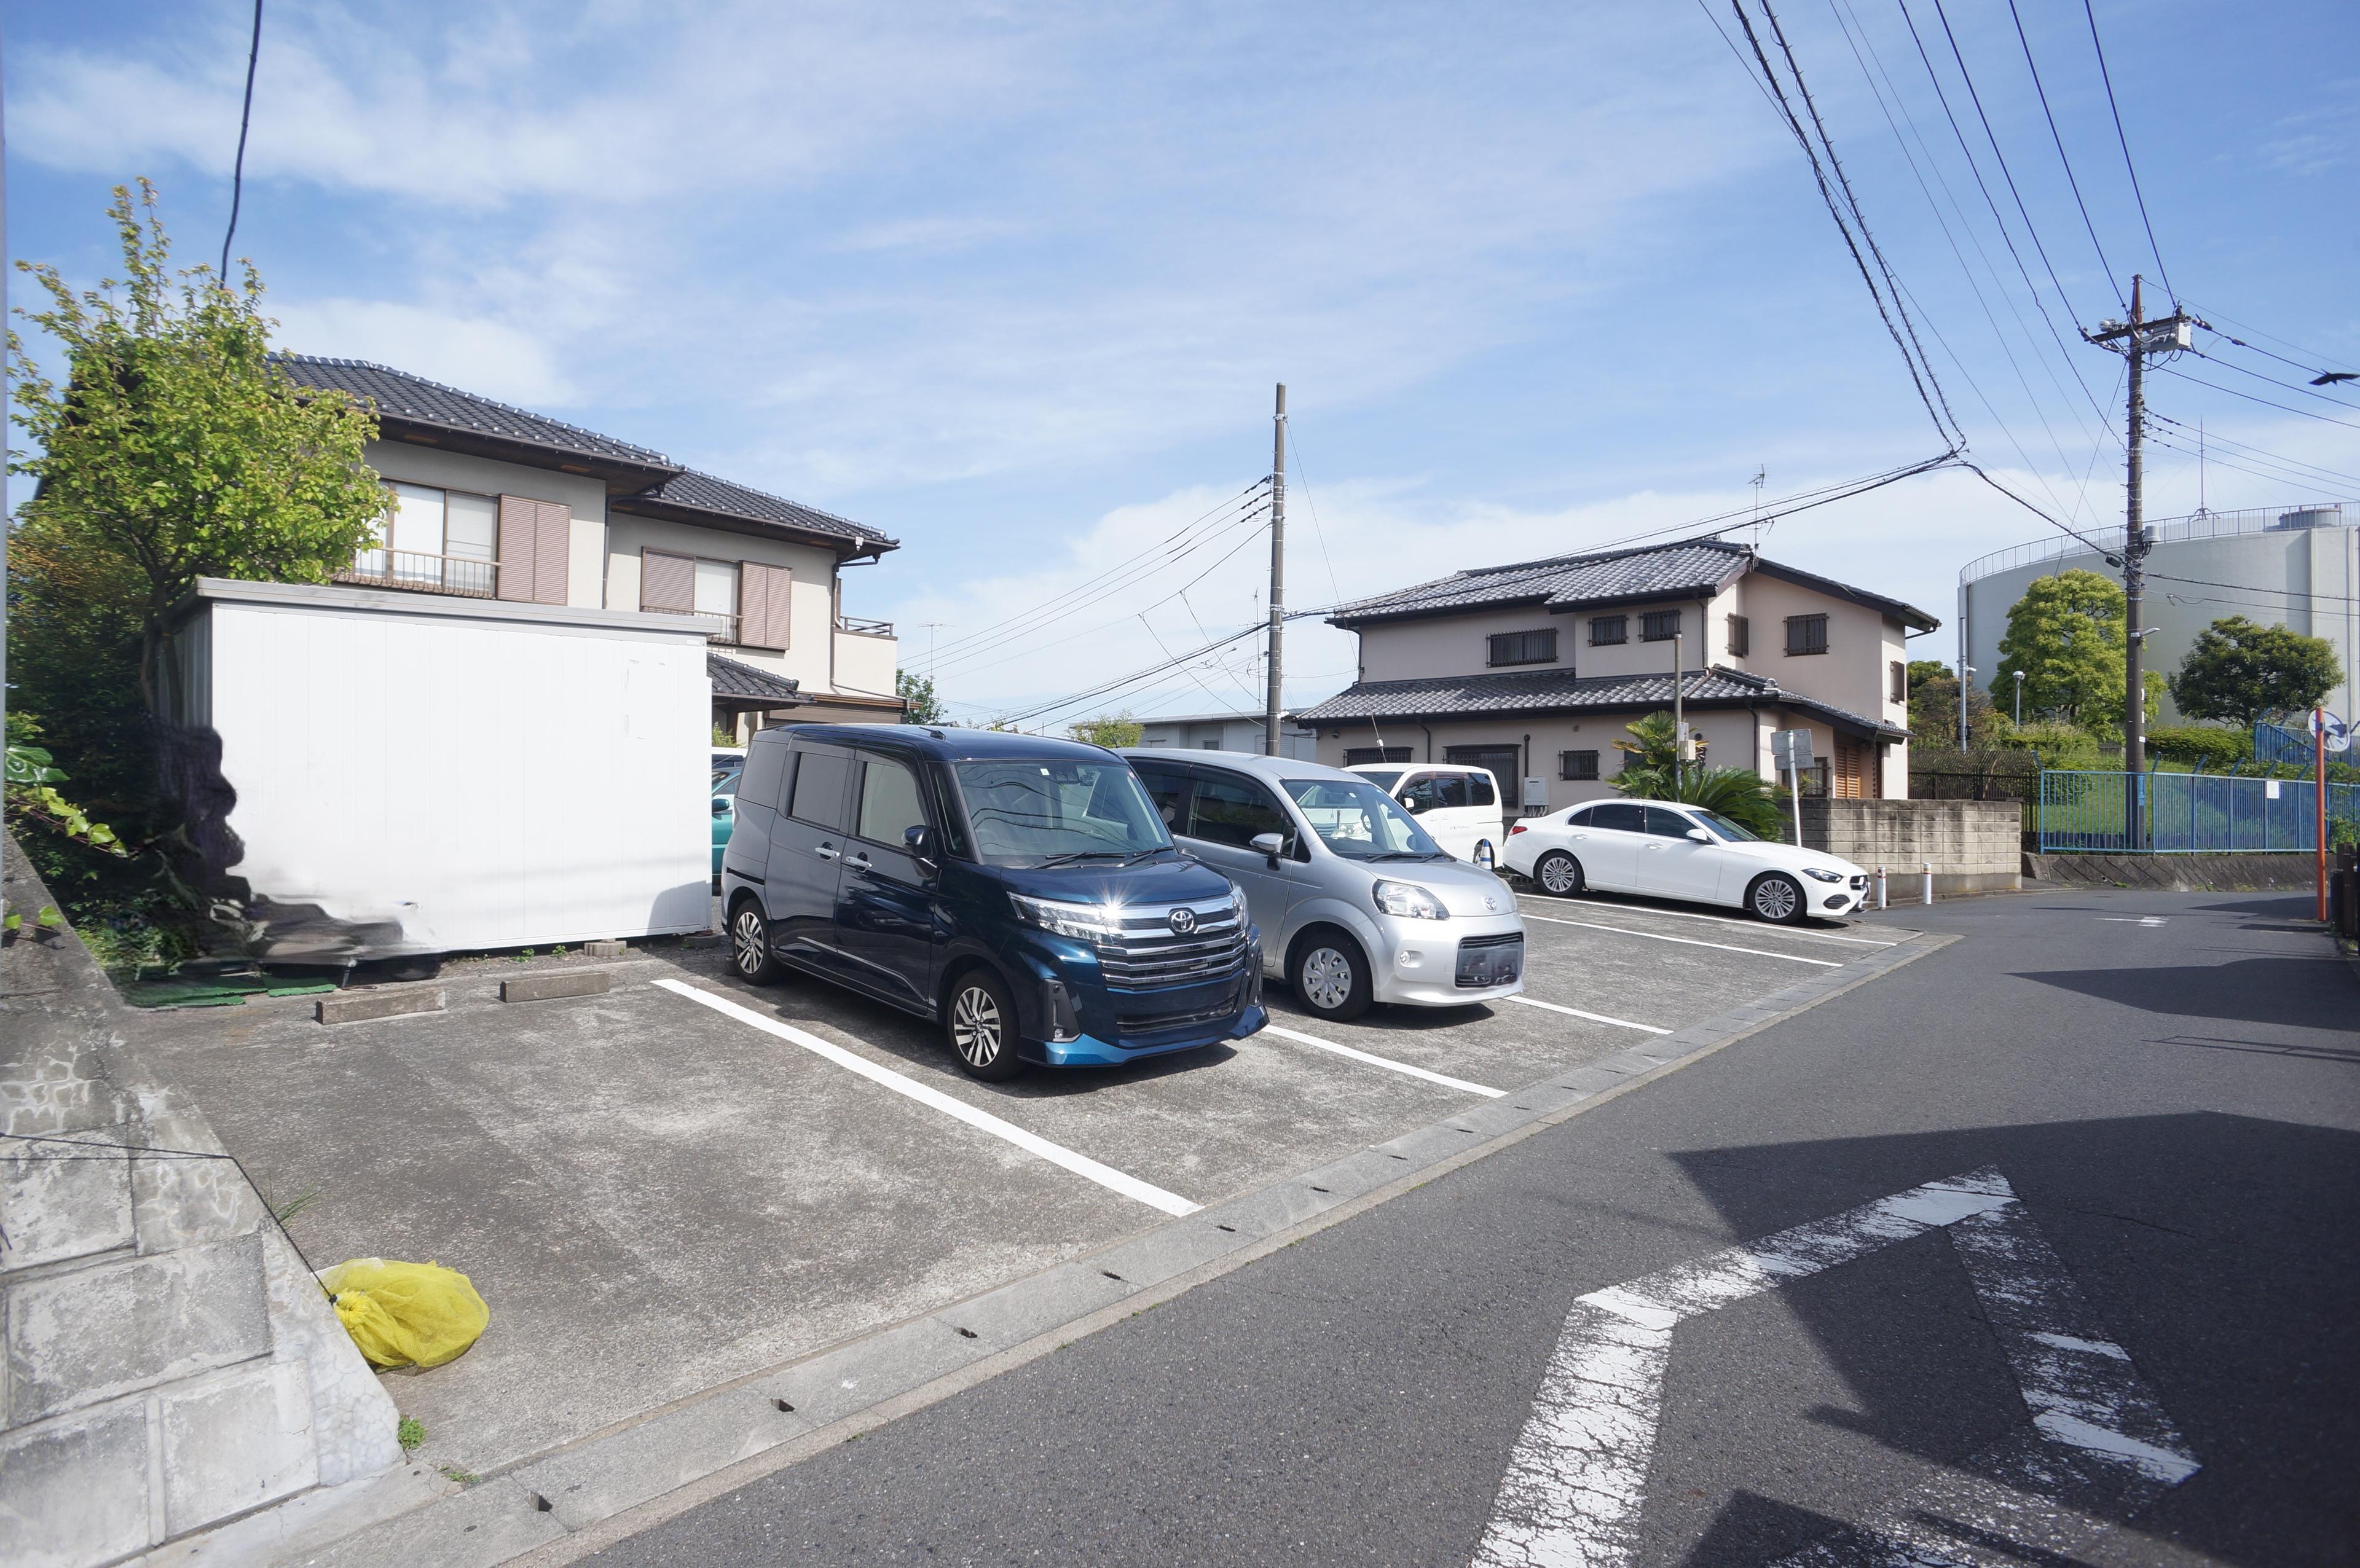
[709, 652, 807, 705]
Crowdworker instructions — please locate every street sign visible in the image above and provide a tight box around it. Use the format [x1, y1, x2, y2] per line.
[1770, 729, 1813, 771]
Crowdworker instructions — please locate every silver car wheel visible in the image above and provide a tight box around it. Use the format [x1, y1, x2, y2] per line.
[1752, 876, 1799, 922]
[950, 984, 1003, 1067]
[732, 907, 768, 976]
[1538, 853, 1578, 895]
[1302, 946, 1355, 1011]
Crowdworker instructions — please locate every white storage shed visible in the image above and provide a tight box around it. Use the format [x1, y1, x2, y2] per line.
[168, 578, 714, 961]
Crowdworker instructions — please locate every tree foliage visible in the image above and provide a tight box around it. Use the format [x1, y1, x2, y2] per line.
[1903, 659, 2006, 747]
[1992, 569, 2160, 727]
[897, 670, 946, 726]
[2168, 614, 2342, 730]
[1067, 712, 1143, 748]
[9, 181, 385, 718]
[1606, 710, 1781, 836]
[1610, 710, 1701, 772]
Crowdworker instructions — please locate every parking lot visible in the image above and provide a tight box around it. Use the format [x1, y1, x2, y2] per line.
[135, 887, 1922, 1487]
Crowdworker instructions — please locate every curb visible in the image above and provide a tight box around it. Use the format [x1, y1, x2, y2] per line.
[263, 929, 1957, 1567]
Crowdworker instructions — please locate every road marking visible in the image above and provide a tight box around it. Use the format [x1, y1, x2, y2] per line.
[1506, 995, 1673, 1035]
[653, 978, 1200, 1217]
[1260, 1023, 1506, 1097]
[1517, 912, 1844, 966]
[1517, 891, 1900, 946]
[2098, 916, 2168, 927]
[1471, 1167, 2198, 1568]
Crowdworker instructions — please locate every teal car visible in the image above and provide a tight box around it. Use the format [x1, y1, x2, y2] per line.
[712, 767, 740, 879]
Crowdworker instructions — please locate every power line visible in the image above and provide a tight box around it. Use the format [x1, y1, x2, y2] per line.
[1281, 423, 1345, 606]
[2081, 0, 2173, 301]
[2154, 365, 2360, 434]
[2005, 0, 2117, 293]
[2183, 342, 2360, 412]
[2145, 430, 2359, 498]
[219, 0, 265, 284]
[2150, 570, 2360, 606]
[2146, 412, 2360, 492]
[2179, 299, 2359, 377]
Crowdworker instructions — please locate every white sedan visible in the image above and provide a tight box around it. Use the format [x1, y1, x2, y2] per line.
[1504, 798, 1870, 923]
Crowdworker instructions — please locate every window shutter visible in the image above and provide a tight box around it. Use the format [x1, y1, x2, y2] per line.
[641, 549, 696, 613]
[738, 562, 793, 650]
[497, 496, 539, 601]
[532, 500, 570, 605]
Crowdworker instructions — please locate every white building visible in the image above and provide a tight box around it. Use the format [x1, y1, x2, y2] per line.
[1959, 502, 2358, 725]
[1133, 710, 1316, 758]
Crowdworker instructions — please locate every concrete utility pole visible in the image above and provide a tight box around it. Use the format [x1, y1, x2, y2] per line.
[2088, 275, 2193, 849]
[1672, 630, 1686, 794]
[1264, 383, 1286, 756]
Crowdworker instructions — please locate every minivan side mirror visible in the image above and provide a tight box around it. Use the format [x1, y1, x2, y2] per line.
[904, 823, 934, 865]
[1249, 831, 1285, 865]
[1401, 796, 1426, 813]
[712, 796, 731, 816]
[1685, 826, 1711, 842]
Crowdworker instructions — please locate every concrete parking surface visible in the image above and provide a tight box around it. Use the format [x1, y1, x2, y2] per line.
[131, 888, 1921, 1486]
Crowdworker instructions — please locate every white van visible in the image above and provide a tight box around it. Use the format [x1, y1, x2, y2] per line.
[1345, 763, 1507, 866]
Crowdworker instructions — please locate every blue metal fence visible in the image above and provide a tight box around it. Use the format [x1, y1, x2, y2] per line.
[2254, 721, 2317, 768]
[2039, 769, 2360, 853]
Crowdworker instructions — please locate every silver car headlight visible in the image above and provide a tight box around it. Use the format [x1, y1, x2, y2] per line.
[1802, 867, 1846, 884]
[1372, 879, 1450, 920]
[1008, 893, 1124, 939]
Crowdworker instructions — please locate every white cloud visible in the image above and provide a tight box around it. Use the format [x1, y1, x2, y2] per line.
[269, 298, 575, 406]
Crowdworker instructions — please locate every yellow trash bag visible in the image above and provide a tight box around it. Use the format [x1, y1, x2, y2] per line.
[317, 1258, 489, 1370]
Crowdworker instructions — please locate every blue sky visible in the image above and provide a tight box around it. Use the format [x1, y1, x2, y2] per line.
[9, 1, 2358, 725]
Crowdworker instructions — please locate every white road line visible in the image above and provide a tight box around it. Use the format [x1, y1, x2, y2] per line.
[1260, 1023, 1506, 1097]
[1517, 892, 1901, 946]
[1506, 995, 1673, 1035]
[653, 978, 1200, 1217]
[1470, 1167, 2200, 1567]
[1517, 912, 1844, 966]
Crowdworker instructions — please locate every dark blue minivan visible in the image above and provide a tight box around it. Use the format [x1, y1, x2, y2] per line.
[720, 725, 1265, 1079]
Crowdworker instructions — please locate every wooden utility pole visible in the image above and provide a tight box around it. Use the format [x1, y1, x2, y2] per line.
[1264, 383, 1286, 756]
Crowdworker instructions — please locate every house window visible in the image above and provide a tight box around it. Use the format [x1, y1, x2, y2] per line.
[1560, 750, 1599, 781]
[1890, 659, 1906, 704]
[1785, 613, 1829, 655]
[1589, 615, 1627, 646]
[355, 482, 500, 594]
[1487, 628, 1558, 667]
[1344, 746, 1412, 765]
[643, 551, 794, 647]
[1640, 609, 1682, 642]
[1728, 614, 1750, 656]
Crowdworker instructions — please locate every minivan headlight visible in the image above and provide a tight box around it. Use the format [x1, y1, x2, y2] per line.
[1801, 867, 1846, 884]
[1372, 879, 1450, 920]
[1227, 882, 1249, 931]
[1009, 893, 1123, 939]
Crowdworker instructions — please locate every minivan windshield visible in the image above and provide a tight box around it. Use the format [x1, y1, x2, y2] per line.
[1353, 768, 1404, 791]
[951, 761, 1173, 867]
[1283, 778, 1446, 861]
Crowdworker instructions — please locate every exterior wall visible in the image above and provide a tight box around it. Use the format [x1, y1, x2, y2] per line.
[1961, 521, 2360, 726]
[1351, 593, 1745, 685]
[1136, 716, 1316, 757]
[361, 442, 611, 610]
[1725, 573, 1905, 728]
[603, 514, 843, 692]
[832, 625, 900, 704]
[1792, 798, 2020, 895]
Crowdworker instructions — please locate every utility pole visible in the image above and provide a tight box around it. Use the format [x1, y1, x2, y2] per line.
[2088, 274, 2192, 849]
[1672, 631, 1686, 794]
[1264, 383, 1286, 756]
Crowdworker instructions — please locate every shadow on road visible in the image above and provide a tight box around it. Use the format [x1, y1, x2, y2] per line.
[2015, 955, 2354, 1031]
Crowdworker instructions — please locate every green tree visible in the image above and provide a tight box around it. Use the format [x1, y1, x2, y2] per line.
[1610, 710, 1700, 773]
[1992, 568, 2160, 729]
[1903, 659, 2004, 748]
[1066, 712, 1143, 748]
[2168, 614, 2343, 729]
[1607, 711, 1782, 836]
[897, 670, 946, 726]
[10, 181, 385, 719]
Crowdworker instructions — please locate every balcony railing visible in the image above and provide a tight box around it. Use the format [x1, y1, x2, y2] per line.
[338, 549, 500, 598]
[643, 606, 741, 644]
[836, 614, 895, 637]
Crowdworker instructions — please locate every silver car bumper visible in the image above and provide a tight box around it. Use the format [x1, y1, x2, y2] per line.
[1367, 911, 1527, 1006]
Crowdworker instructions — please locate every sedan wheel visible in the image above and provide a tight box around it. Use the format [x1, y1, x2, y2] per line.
[1292, 931, 1373, 1022]
[946, 970, 1025, 1081]
[730, 903, 781, 983]
[1535, 850, 1583, 897]
[1748, 872, 1805, 925]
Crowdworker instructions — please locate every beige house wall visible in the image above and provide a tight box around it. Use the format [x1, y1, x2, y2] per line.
[362, 442, 612, 610]
[603, 514, 847, 692]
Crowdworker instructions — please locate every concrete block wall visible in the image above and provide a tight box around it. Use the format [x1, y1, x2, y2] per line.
[1790, 798, 2023, 896]
[1, 833, 402, 1567]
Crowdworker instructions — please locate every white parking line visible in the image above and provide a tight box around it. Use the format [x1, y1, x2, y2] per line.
[654, 978, 1200, 1217]
[1518, 912, 1844, 966]
[1516, 892, 1901, 946]
[1506, 995, 1674, 1035]
[1260, 1023, 1506, 1098]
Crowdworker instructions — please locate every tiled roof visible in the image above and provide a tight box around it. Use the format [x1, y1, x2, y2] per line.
[1329, 536, 1938, 630]
[1294, 665, 1906, 740]
[618, 469, 897, 550]
[273, 355, 675, 468]
[708, 652, 804, 704]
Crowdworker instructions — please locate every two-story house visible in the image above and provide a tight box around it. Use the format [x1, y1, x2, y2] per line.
[1296, 537, 1938, 813]
[278, 356, 902, 737]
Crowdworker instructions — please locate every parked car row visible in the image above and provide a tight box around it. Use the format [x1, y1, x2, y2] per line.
[1501, 798, 1869, 921]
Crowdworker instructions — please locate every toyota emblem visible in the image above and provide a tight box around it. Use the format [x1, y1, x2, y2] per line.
[1168, 907, 1197, 935]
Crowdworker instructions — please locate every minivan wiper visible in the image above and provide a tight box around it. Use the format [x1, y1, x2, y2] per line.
[1036, 849, 1127, 867]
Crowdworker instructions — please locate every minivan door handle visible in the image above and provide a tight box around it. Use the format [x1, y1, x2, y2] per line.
[814, 843, 839, 860]
[844, 852, 871, 871]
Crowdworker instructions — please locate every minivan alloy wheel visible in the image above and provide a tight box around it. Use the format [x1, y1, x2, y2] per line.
[730, 904, 781, 984]
[950, 984, 1003, 1067]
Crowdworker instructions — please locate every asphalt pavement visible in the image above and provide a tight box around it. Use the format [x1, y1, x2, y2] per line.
[582, 887, 2360, 1567]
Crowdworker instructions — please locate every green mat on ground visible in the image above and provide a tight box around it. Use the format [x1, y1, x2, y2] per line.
[117, 974, 341, 1009]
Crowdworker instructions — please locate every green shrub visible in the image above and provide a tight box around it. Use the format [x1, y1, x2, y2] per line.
[2144, 725, 2252, 767]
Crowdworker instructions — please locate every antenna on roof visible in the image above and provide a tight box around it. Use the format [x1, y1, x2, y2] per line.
[1748, 466, 1768, 549]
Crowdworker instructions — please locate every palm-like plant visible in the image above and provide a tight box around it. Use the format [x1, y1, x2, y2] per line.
[1609, 712, 1784, 837]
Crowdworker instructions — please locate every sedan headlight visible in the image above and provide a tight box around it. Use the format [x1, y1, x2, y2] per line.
[1372, 879, 1450, 920]
[1009, 893, 1124, 939]
[1801, 867, 1846, 884]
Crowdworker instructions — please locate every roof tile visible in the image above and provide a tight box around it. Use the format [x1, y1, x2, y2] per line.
[274, 355, 673, 468]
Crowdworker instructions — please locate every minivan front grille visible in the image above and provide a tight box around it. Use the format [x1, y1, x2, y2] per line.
[1095, 899, 1247, 989]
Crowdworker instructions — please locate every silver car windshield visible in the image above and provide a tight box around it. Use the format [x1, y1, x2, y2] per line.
[1282, 778, 1446, 861]
[951, 761, 1173, 866]
[1690, 807, 1763, 842]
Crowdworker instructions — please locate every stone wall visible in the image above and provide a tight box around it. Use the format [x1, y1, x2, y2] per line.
[1, 833, 401, 1567]
[1787, 798, 2023, 897]
[2022, 851, 2327, 893]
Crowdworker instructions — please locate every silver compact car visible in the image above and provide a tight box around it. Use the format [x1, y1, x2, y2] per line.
[1122, 750, 1525, 1022]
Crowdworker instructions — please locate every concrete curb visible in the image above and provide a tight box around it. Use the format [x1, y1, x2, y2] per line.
[316, 988, 446, 1025]
[497, 971, 614, 1004]
[258, 929, 1957, 1568]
